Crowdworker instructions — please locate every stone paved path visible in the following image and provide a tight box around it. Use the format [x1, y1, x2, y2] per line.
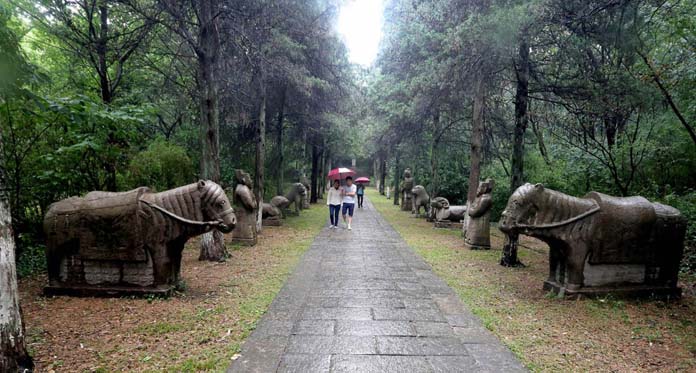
[229, 196, 526, 372]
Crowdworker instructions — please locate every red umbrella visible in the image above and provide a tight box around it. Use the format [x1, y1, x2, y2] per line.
[327, 167, 355, 180]
[355, 177, 370, 183]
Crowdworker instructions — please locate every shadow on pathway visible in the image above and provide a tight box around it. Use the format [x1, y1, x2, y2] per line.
[229, 196, 526, 372]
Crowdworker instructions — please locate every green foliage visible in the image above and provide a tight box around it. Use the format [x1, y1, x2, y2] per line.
[662, 191, 696, 274]
[126, 140, 195, 191]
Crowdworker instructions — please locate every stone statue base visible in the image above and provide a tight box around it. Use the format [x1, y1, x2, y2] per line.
[263, 218, 282, 227]
[230, 236, 257, 246]
[401, 198, 412, 211]
[464, 242, 491, 250]
[434, 221, 461, 229]
[44, 283, 175, 298]
[543, 280, 681, 300]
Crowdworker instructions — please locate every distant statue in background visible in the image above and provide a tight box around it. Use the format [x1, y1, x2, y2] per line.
[271, 183, 306, 215]
[400, 168, 414, 211]
[464, 179, 494, 250]
[230, 169, 258, 246]
[411, 185, 430, 217]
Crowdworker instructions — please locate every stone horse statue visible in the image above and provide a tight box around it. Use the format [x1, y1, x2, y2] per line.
[262, 196, 288, 226]
[400, 168, 414, 211]
[43, 180, 236, 296]
[499, 183, 686, 298]
[230, 170, 257, 246]
[430, 197, 467, 225]
[272, 182, 307, 214]
[411, 185, 430, 217]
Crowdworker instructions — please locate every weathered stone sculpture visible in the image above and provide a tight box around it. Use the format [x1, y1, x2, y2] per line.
[430, 197, 467, 228]
[300, 176, 311, 210]
[499, 183, 686, 298]
[464, 179, 494, 250]
[411, 185, 430, 217]
[400, 168, 414, 212]
[272, 183, 306, 215]
[262, 196, 287, 227]
[43, 181, 236, 297]
[230, 170, 257, 246]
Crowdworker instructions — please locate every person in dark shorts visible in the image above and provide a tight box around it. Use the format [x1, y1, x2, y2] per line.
[341, 176, 357, 230]
[356, 182, 365, 208]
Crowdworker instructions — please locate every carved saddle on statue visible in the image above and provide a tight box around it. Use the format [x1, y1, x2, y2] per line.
[45, 187, 150, 263]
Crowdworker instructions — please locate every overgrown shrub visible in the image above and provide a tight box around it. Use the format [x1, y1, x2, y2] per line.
[125, 140, 195, 191]
[662, 190, 696, 275]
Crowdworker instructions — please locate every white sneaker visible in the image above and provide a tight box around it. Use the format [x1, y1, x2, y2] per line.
[348, 225, 352, 231]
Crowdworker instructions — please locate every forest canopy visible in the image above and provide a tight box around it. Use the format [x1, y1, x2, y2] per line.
[1, 0, 695, 274]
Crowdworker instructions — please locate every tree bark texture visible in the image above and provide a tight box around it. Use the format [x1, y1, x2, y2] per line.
[275, 87, 286, 196]
[379, 157, 387, 195]
[197, 0, 226, 261]
[310, 139, 320, 203]
[0, 130, 34, 371]
[254, 74, 267, 233]
[510, 40, 529, 193]
[393, 153, 400, 205]
[467, 73, 485, 204]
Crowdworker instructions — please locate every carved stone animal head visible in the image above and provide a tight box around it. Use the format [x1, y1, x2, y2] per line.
[234, 169, 253, 188]
[411, 185, 428, 199]
[294, 182, 307, 196]
[477, 178, 494, 196]
[199, 180, 236, 233]
[499, 183, 543, 234]
[403, 168, 412, 179]
[431, 196, 450, 209]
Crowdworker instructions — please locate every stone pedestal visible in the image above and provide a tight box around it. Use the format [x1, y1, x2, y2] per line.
[434, 220, 462, 229]
[262, 218, 282, 227]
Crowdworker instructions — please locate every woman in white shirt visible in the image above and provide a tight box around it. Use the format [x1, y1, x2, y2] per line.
[326, 179, 342, 228]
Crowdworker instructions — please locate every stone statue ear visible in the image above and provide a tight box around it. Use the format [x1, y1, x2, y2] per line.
[198, 180, 206, 189]
[534, 183, 544, 191]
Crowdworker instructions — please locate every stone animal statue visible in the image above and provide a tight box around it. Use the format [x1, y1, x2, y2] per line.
[300, 176, 311, 209]
[430, 197, 467, 223]
[411, 185, 430, 217]
[231, 169, 258, 246]
[499, 183, 686, 298]
[464, 179, 494, 250]
[43, 180, 236, 296]
[261, 196, 288, 226]
[400, 168, 414, 211]
[274, 182, 306, 214]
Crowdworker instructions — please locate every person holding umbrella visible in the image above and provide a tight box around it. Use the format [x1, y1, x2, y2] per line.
[354, 177, 370, 208]
[326, 179, 342, 229]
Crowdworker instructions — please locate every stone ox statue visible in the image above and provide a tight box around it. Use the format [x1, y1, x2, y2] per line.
[430, 197, 467, 227]
[411, 185, 430, 217]
[44, 180, 236, 296]
[499, 183, 686, 298]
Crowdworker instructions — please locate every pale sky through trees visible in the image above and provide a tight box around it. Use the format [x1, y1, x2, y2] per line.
[336, 0, 384, 66]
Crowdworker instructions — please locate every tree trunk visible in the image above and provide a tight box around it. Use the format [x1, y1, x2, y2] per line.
[430, 112, 441, 198]
[393, 152, 400, 205]
[510, 39, 529, 193]
[310, 139, 320, 203]
[318, 138, 326, 200]
[197, 0, 226, 261]
[275, 86, 286, 196]
[467, 73, 485, 204]
[0, 132, 34, 372]
[379, 156, 386, 195]
[254, 75, 267, 233]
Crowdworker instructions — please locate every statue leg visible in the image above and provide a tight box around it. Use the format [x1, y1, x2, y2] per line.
[150, 244, 173, 286]
[565, 245, 588, 291]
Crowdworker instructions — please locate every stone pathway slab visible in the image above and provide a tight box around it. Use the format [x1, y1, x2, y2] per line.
[229, 197, 526, 372]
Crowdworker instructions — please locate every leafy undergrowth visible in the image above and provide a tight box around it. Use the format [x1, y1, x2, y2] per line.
[18, 204, 327, 372]
[368, 189, 696, 372]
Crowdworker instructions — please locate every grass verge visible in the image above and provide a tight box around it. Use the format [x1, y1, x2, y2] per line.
[368, 188, 696, 372]
[19, 203, 327, 372]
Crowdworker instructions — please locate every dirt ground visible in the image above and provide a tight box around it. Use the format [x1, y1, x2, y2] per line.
[369, 189, 696, 372]
[18, 206, 326, 372]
